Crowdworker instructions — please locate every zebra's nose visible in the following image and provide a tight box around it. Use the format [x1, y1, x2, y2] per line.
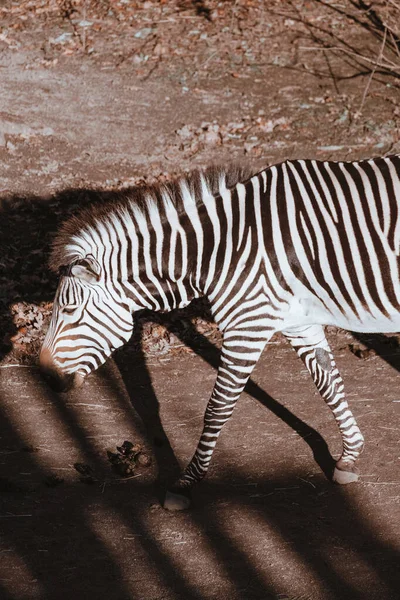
[39, 348, 85, 392]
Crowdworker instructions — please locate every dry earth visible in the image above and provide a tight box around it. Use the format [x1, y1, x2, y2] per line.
[1, 1, 400, 599]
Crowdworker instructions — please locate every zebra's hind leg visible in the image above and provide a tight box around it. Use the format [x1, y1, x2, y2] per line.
[164, 330, 273, 511]
[283, 324, 365, 484]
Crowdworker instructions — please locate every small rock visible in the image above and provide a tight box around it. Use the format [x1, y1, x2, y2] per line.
[176, 125, 193, 140]
[203, 129, 221, 146]
[52, 33, 73, 44]
[134, 28, 154, 39]
[6, 140, 16, 154]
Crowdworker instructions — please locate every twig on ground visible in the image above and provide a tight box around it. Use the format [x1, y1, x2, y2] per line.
[323, 48, 340, 94]
[355, 26, 388, 118]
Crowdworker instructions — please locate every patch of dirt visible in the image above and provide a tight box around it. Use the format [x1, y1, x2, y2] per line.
[1, 2, 400, 599]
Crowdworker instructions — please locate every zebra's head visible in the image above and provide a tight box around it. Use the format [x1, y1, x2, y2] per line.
[40, 254, 134, 392]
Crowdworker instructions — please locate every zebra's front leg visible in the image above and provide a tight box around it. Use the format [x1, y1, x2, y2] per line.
[283, 324, 365, 484]
[164, 331, 272, 510]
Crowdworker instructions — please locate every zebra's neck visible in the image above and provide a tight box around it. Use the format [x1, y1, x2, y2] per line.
[116, 180, 225, 312]
[118, 174, 254, 314]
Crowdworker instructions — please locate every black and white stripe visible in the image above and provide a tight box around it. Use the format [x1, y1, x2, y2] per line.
[40, 156, 400, 509]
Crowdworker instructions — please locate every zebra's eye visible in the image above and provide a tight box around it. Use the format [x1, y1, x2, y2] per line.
[62, 306, 78, 315]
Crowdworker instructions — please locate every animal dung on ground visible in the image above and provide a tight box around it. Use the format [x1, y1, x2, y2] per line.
[107, 440, 152, 477]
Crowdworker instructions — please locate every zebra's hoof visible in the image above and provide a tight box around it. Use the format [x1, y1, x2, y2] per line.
[163, 489, 191, 511]
[332, 465, 360, 485]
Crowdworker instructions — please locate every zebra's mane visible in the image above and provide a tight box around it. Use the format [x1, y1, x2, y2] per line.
[49, 164, 255, 272]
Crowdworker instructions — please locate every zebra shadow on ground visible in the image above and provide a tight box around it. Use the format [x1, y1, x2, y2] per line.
[1, 188, 400, 598]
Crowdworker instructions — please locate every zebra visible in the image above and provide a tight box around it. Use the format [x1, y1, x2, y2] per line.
[40, 156, 400, 511]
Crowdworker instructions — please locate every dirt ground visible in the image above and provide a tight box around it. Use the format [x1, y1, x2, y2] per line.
[1, 1, 400, 599]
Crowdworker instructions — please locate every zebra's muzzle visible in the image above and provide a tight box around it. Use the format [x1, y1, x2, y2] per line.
[39, 348, 85, 393]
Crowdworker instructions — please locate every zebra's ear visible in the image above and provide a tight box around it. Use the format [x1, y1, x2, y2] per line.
[71, 255, 101, 283]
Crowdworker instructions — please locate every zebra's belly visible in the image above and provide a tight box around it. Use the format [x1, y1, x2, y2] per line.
[282, 295, 400, 333]
[332, 311, 400, 334]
